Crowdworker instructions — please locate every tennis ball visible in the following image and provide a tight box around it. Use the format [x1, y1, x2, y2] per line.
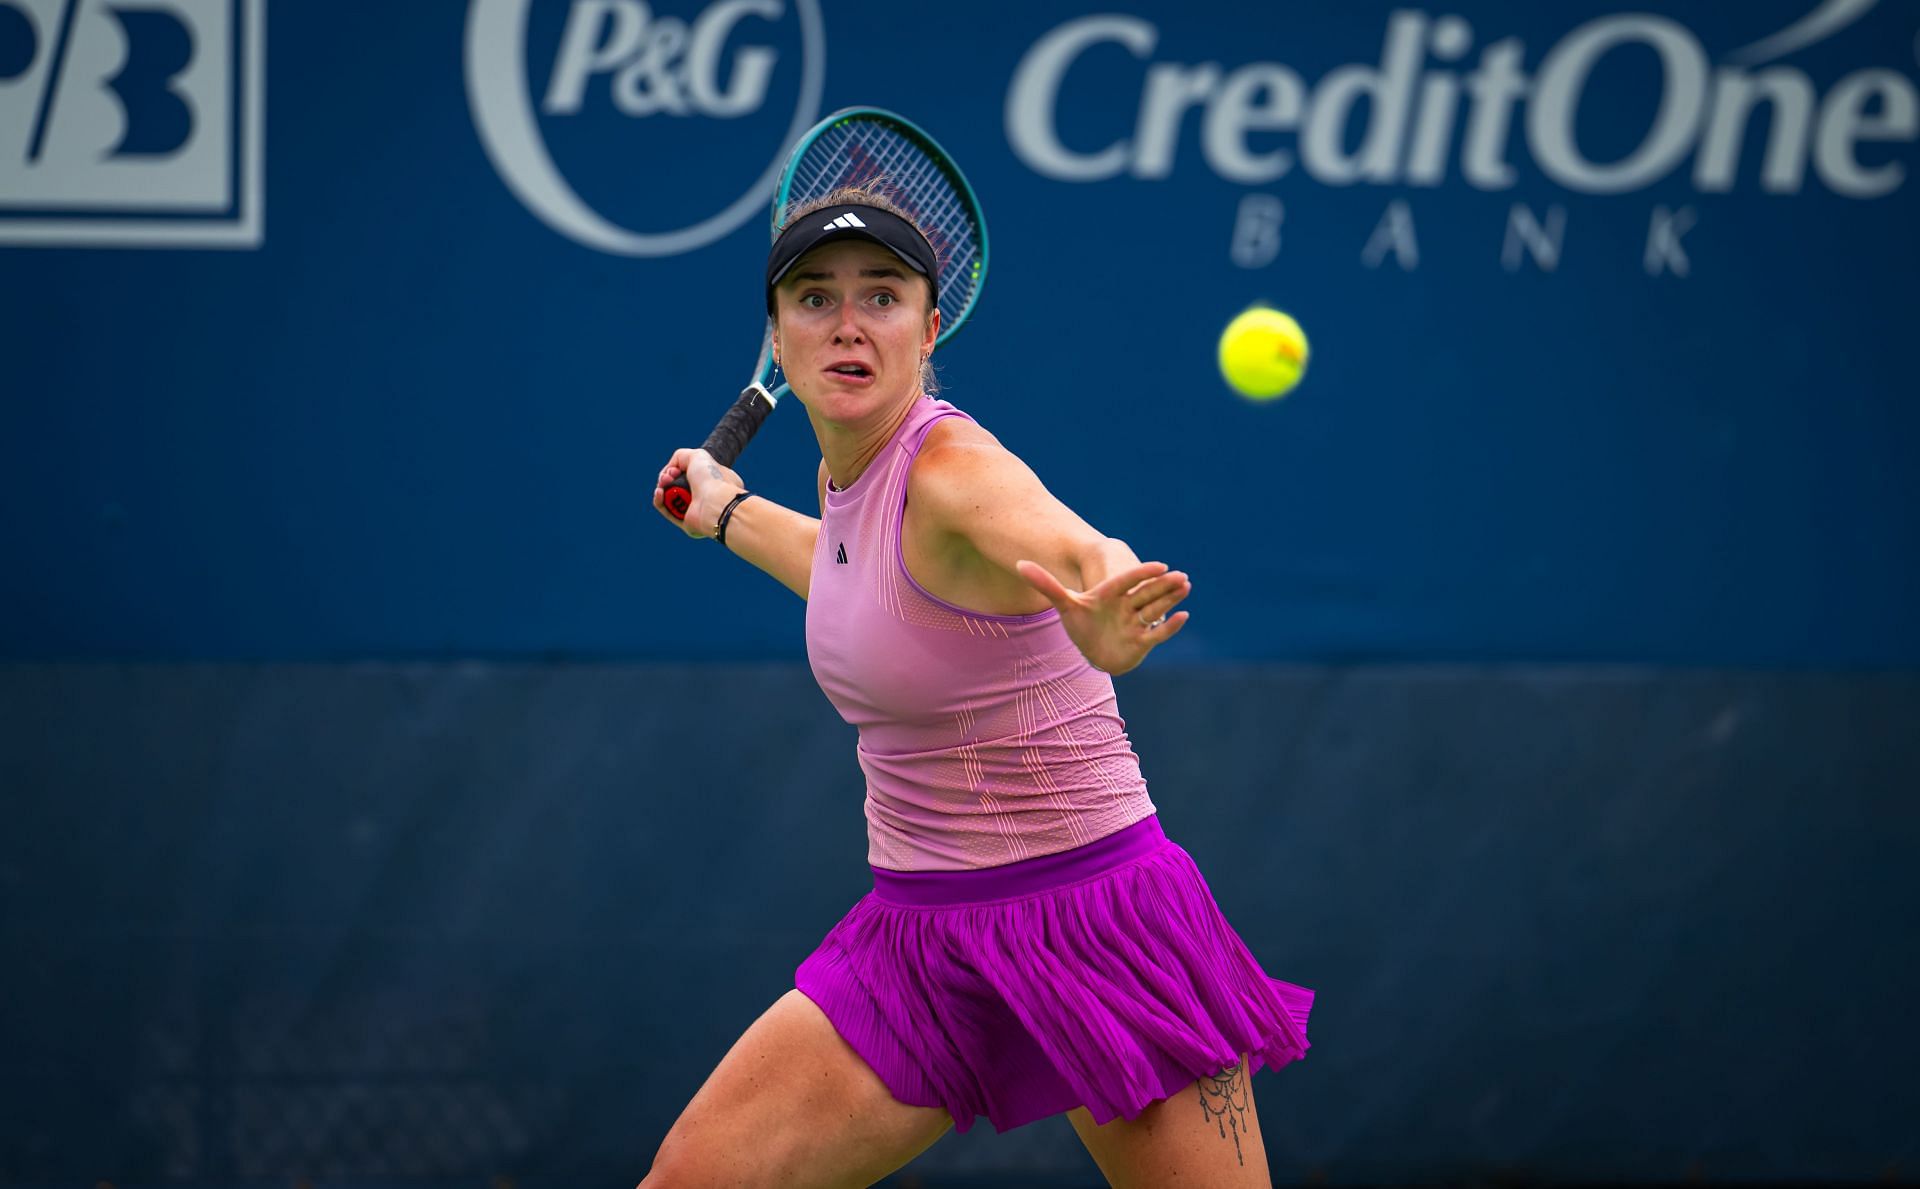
[1218, 306, 1309, 401]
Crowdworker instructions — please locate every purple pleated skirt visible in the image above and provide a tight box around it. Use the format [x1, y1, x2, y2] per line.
[794, 814, 1315, 1133]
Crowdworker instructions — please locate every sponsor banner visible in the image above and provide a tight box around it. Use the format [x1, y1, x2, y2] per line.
[1, 0, 1915, 663]
[0, 0, 264, 246]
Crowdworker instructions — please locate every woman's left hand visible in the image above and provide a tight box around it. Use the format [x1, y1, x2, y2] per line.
[1014, 559, 1190, 676]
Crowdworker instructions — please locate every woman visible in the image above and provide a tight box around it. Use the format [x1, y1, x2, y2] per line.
[647, 187, 1314, 1188]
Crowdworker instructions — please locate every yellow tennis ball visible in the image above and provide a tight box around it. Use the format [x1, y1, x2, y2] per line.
[1218, 306, 1309, 401]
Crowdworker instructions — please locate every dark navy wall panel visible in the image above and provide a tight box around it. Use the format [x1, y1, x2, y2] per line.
[3, 664, 1915, 1182]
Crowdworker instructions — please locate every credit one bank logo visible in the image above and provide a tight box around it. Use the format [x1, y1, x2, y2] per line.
[0, 0, 264, 247]
[1006, 2, 1918, 275]
[466, 0, 824, 256]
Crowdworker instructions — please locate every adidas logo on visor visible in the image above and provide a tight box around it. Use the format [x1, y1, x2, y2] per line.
[823, 213, 868, 230]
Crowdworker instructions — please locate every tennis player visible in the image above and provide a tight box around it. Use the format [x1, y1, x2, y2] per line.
[645, 187, 1314, 1188]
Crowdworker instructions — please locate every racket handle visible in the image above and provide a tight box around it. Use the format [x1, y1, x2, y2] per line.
[662, 385, 777, 522]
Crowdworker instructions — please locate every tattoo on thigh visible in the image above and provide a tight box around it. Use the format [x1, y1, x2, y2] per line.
[1198, 1059, 1250, 1166]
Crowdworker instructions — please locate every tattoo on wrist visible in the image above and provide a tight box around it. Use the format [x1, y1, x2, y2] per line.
[1198, 1059, 1251, 1166]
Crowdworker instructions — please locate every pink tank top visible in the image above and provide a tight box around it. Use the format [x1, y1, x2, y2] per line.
[805, 397, 1157, 872]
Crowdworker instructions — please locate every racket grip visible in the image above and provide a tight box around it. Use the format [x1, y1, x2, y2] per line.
[662, 385, 776, 522]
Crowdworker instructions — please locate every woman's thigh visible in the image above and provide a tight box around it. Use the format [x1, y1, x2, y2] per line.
[640, 989, 953, 1189]
[1066, 1057, 1271, 1189]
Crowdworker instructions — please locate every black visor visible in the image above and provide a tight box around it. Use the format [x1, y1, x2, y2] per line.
[765, 204, 939, 314]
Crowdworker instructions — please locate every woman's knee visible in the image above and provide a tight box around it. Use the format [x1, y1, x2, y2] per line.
[636, 1125, 708, 1189]
[637, 1121, 721, 1183]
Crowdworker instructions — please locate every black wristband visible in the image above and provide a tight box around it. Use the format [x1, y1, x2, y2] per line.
[713, 491, 753, 549]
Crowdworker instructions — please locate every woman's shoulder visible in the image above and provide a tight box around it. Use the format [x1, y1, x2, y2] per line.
[907, 407, 1045, 522]
[913, 408, 1016, 479]
[917, 404, 1006, 457]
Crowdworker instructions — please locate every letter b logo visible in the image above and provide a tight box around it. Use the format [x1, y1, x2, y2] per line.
[0, 0, 264, 247]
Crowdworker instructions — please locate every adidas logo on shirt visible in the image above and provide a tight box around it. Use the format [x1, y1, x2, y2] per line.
[835, 543, 849, 564]
[823, 213, 867, 230]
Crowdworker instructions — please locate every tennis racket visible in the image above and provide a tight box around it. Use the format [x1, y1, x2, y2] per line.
[661, 106, 989, 522]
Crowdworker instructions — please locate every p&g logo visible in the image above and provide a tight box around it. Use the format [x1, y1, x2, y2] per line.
[0, 0, 264, 247]
[466, 0, 824, 256]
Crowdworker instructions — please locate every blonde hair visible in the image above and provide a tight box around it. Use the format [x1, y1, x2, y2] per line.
[774, 181, 941, 396]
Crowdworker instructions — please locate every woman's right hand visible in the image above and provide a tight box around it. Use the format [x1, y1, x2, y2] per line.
[653, 447, 746, 540]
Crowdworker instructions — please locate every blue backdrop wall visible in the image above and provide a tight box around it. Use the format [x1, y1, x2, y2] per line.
[3, 1, 1917, 1185]
[3, 0, 1916, 664]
